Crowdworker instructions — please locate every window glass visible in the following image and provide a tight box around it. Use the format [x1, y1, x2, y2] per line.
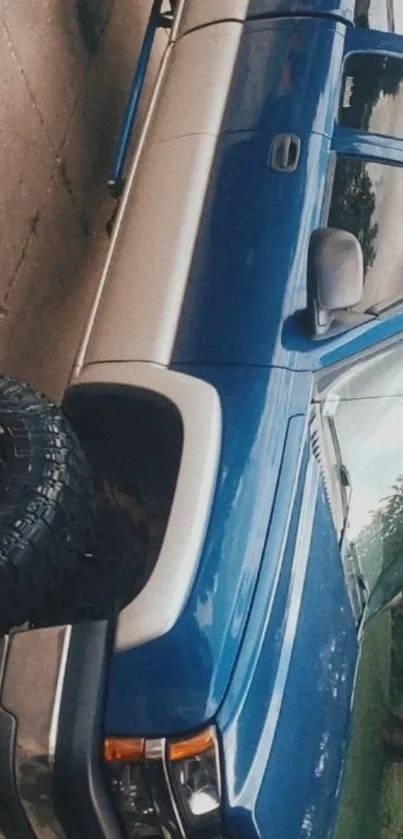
[355, 0, 403, 35]
[328, 156, 403, 313]
[316, 341, 403, 617]
[339, 53, 403, 138]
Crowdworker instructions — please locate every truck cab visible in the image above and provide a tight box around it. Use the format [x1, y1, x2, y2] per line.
[1, 3, 403, 839]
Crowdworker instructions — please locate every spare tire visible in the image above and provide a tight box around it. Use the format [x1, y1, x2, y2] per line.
[0, 377, 95, 635]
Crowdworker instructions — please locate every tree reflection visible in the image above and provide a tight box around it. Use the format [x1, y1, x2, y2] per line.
[354, 0, 370, 26]
[342, 54, 403, 133]
[329, 159, 379, 273]
[355, 474, 403, 613]
[332, 52, 403, 277]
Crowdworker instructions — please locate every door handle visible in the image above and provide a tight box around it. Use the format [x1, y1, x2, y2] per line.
[269, 133, 301, 172]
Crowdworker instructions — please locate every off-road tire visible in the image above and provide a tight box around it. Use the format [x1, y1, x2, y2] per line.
[33, 486, 151, 627]
[0, 377, 95, 634]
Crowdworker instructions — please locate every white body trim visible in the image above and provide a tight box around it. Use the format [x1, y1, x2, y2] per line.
[74, 21, 244, 372]
[68, 362, 222, 651]
[177, 0, 249, 38]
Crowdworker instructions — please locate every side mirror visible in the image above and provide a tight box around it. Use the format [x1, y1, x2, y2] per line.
[307, 228, 365, 338]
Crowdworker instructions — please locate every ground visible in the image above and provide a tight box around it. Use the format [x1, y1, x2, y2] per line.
[0, 0, 164, 401]
[334, 613, 391, 839]
[335, 609, 403, 839]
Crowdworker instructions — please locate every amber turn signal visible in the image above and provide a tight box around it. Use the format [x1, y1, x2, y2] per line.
[168, 727, 215, 762]
[103, 737, 145, 763]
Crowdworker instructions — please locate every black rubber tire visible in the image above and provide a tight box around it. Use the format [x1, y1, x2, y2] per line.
[0, 377, 95, 635]
[33, 486, 151, 627]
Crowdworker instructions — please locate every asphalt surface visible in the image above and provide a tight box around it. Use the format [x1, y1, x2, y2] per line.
[0, 0, 163, 401]
[0, 11, 164, 834]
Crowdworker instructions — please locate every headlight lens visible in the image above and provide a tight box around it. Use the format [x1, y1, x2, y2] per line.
[104, 727, 222, 839]
[168, 741, 221, 831]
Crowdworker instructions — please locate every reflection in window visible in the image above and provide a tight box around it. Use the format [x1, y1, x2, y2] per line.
[339, 53, 403, 138]
[317, 341, 403, 616]
[328, 156, 403, 313]
[355, 0, 403, 35]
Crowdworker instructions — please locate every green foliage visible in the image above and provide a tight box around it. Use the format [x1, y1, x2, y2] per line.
[357, 476, 403, 614]
[391, 608, 403, 707]
[334, 614, 391, 839]
[329, 159, 379, 274]
[331, 52, 403, 279]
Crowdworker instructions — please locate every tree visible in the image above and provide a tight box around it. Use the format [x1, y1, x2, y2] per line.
[348, 54, 403, 128]
[355, 476, 403, 759]
[357, 475, 403, 614]
[329, 159, 379, 273]
[332, 52, 403, 275]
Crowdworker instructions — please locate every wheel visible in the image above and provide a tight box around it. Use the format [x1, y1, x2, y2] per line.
[0, 377, 95, 635]
[33, 483, 152, 627]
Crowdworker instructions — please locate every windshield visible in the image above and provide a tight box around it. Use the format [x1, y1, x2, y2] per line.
[315, 341, 403, 618]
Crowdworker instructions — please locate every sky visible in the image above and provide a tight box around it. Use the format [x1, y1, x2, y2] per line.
[368, 1, 403, 33]
[324, 345, 403, 565]
[395, 3, 403, 33]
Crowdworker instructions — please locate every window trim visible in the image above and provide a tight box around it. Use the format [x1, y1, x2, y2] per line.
[314, 331, 403, 401]
[338, 48, 403, 141]
[354, 1, 402, 37]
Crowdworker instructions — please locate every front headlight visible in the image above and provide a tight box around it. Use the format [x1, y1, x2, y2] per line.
[167, 730, 221, 833]
[104, 727, 222, 839]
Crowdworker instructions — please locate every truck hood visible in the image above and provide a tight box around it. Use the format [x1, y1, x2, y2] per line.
[104, 365, 313, 736]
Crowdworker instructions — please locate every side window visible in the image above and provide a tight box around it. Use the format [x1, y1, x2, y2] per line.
[339, 53, 403, 138]
[327, 156, 403, 312]
[355, 1, 403, 35]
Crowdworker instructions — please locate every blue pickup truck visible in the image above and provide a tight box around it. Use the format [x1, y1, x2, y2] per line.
[1, 2, 403, 839]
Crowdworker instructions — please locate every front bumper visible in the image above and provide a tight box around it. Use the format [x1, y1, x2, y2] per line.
[0, 622, 118, 839]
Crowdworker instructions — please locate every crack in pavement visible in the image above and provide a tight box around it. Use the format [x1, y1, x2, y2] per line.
[1, 15, 93, 242]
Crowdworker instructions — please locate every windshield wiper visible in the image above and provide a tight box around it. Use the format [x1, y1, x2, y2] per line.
[328, 426, 368, 620]
[327, 415, 350, 521]
[311, 406, 368, 620]
[340, 490, 368, 621]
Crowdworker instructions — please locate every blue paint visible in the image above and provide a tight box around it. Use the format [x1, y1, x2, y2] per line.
[247, 0, 355, 19]
[221, 19, 346, 136]
[173, 131, 329, 367]
[331, 125, 403, 163]
[173, 18, 345, 367]
[219, 461, 358, 839]
[344, 23, 403, 57]
[318, 311, 403, 367]
[105, 366, 312, 735]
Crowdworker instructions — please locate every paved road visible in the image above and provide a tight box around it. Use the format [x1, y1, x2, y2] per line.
[0, 0, 163, 401]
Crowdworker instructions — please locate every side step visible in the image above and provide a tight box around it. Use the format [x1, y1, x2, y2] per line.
[108, 0, 175, 198]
